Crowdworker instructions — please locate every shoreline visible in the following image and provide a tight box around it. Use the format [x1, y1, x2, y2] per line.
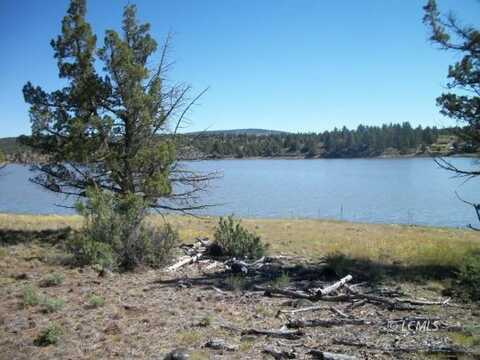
[0, 211, 473, 232]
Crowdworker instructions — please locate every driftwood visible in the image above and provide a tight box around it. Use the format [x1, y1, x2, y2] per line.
[166, 253, 204, 272]
[309, 350, 358, 360]
[311, 275, 353, 297]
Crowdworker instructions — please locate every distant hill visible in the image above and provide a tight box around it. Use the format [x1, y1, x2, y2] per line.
[0, 137, 25, 154]
[185, 128, 289, 136]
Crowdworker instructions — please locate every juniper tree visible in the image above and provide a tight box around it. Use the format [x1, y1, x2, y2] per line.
[424, 0, 480, 229]
[22, 0, 211, 265]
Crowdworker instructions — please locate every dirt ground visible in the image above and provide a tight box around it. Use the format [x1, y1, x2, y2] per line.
[0, 241, 479, 360]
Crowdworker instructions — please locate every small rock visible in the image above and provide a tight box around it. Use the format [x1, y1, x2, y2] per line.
[164, 349, 189, 360]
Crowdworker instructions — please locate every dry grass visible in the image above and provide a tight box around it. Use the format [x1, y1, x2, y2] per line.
[1, 213, 480, 269]
[1, 214, 480, 358]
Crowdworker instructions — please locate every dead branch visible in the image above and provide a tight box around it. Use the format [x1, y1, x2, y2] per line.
[287, 318, 370, 329]
[263, 346, 296, 359]
[241, 328, 305, 340]
[311, 275, 353, 297]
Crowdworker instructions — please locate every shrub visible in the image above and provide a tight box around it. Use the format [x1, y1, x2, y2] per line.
[41, 297, 65, 313]
[69, 189, 178, 270]
[212, 216, 265, 259]
[39, 273, 64, 287]
[67, 234, 114, 269]
[88, 294, 105, 308]
[34, 323, 62, 346]
[456, 251, 480, 301]
[21, 285, 40, 307]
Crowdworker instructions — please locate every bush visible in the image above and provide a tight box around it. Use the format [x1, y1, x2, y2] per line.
[41, 297, 65, 313]
[21, 285, 40, 307]
[87, 294, 105, 308]
[212, 216, 265, 259]
[34, 323, 62, 346]
[68, 188, 178, 270]
[456, 251, 480, 301]
[39, 273, 64, 287]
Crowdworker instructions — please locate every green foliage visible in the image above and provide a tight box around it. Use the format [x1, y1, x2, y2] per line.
[177, 123, 462, 159]
[69, 188, 178, 270]
[0, 149, 5, 163]
[21, 0, 204, 269]
[456, 251, 480, 301]
[87, 294, 105, 308]
[21, 285, 40, 307]
[21, 0, 190, 203]
[34, 323, 62, 347]
[39, 273, 64, 287]
[41, 297, 65, 313]
[213, 216, 265, 259]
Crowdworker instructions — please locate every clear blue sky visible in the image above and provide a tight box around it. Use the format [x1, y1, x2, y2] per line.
[0, 0, 478, 137]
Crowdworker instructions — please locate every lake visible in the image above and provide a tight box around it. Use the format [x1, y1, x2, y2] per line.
[0, 158, 478, 228]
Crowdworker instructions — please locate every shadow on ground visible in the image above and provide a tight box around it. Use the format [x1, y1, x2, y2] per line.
[0, 227, 72, 245]
[153, 253, 458, 294]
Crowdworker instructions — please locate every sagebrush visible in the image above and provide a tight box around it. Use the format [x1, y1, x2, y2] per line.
[68, 189, 178, 270]
[212, 216, 265, 259]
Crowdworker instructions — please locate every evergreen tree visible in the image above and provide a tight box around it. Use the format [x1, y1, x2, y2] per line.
[22, 1, 209, 246]
[424, 0, 480, 229]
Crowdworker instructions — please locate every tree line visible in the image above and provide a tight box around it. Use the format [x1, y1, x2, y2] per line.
[177, 123, 469, 159]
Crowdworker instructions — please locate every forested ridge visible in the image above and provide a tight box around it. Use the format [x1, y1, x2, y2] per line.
[177, 122, 472, 159]
[0, 122, 474, 162]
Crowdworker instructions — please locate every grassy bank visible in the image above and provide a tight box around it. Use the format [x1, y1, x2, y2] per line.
[1, 213, 479, 270]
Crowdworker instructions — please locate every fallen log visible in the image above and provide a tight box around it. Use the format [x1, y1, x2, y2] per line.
[333, 338, 473, 356]
[204, 338, 238, 351]
[254, 285, 313, 300]
[287, 318, 369, 329]
[312, 275, 353, 297]
[393, 297, 455, 306]
[263, 346, 296, 359]
[344, 285, 413, 310]
[166, 253, 204, 272]
[277, 304, 327, 316]
[309, 350, 358, 360]
[241, 328, 305, 340]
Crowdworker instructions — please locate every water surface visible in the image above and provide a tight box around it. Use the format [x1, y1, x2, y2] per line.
[0, 158, 478, 228]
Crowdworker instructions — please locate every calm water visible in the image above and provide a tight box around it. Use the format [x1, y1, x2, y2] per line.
[0, 158, 478, 228]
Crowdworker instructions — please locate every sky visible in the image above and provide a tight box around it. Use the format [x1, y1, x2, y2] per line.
[0, 0, 479, 137]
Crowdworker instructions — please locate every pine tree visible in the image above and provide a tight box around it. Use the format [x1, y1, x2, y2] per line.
[424, 0, 480, 228]
[22, 1, 210, 248]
